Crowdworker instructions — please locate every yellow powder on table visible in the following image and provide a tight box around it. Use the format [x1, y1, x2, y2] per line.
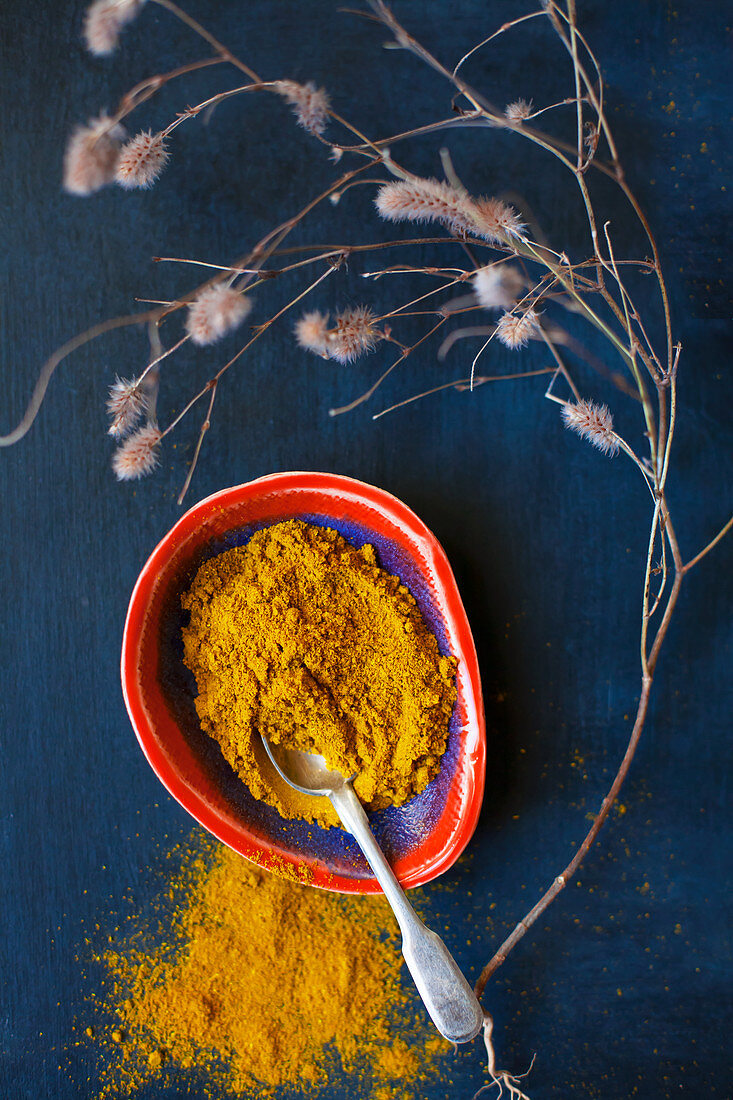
[87, 835, 450, 1098]
[181, 519, 456, 826]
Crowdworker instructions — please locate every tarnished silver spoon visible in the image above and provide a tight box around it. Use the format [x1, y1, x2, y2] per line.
[260, 734, 484, 1045]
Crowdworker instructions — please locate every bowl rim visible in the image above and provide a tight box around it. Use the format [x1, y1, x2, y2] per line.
[121, 471, 486, 892]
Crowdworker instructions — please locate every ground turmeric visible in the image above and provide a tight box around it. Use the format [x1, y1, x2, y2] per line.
[181, 520, 456, 826]
[85, 833, 449, 1097]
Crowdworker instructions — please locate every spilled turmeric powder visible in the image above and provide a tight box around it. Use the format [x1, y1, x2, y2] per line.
[86, 833, 449, 1098]
[181, 520, 456, 826]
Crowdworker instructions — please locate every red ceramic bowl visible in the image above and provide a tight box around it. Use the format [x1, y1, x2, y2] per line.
[122, 472, 485, 893]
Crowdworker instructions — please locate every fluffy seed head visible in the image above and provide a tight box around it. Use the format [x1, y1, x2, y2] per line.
[473, 264, 524, 311]
[63, 115, 126, 196]
[376, 179, 525, 244]
[495, 309, 540, 349]
[295, 311, 330, 356]
[107, 377, 144, 437]
[375, 178, 476, 236]
[505, 99, 533, 122]
[328, 306, 379, 364]
[83, 0, 145, 56]
[115, 130, 169, 189]
[185, 286, 251, 347]
[470, 197, 526, 243]
[112, 422, 161, 480]
[274, 81, 330, 136]
[561, 399, 619, 456]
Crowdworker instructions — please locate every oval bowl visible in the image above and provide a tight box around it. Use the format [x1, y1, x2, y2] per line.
[122, 472, 485, 893]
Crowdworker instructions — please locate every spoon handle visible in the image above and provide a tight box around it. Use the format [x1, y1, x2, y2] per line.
[329, 784, 484, 1045]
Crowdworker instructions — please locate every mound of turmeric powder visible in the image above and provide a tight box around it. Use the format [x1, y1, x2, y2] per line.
[181, 520, 456, 825]
[86, 835, 449, 1098]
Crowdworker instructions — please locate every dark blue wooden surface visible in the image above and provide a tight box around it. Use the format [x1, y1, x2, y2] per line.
[1, 2, 731, 1097]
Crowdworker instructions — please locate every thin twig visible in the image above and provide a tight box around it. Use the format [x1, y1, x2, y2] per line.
[177, 380, 218, 505]
[0, 310, 161, 447]
[329, 318, 447, 417]
[683, 516, 733, 574]
[109, 56, 224, 129]
[150, 0, 261, 81]
[372, 367, 555, 420]
[475, 669, 654, 1000]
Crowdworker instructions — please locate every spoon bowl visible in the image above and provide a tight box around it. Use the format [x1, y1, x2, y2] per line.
[261, 740, 351, 799]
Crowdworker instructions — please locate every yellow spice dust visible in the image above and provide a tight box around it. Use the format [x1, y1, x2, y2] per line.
[181, 519, 457, 826]
[88, 835, 449, 1097]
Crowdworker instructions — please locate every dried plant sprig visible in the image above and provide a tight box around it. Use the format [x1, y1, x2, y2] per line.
[328, 306, 380, 363]
[471, 197, 526, 242]
[107, 377, 145, 437]
[295, 310, 329, 356]
[295, 305, 381, 363]
[473, 265, 523, 311]
[495, 309, 540, 350]
[84, 0, 146, 56]
[115, 129, 169, 189]
[375, 177, 525, 244]
[111, 421, 161, 479]
[561, 397, 619, 456]
[505, 98, 533, 122]
[273, 80, 330, 136]
[185, 286, 252, 346]
[375, 177, 476, 235]
[63, 115, 126, 195]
